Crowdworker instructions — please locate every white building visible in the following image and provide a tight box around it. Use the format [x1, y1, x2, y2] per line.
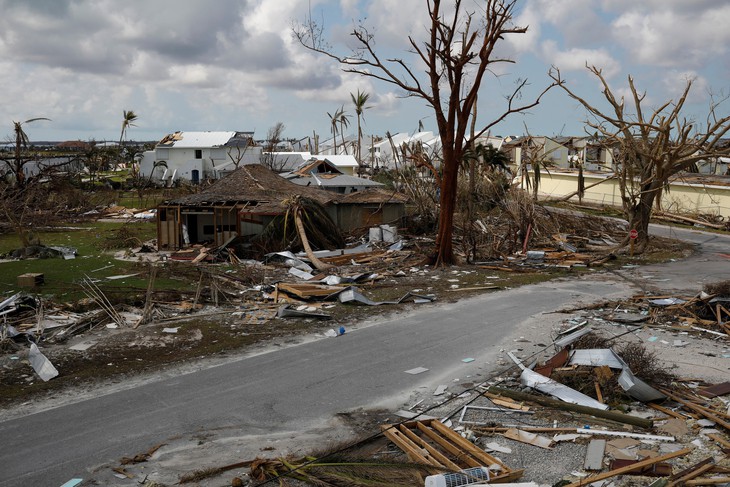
[138, 131, 261, 185]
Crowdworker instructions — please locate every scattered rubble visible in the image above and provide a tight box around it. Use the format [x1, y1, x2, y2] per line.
[1, 210, 726, 486]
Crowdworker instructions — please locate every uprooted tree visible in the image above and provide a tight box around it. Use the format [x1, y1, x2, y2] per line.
[550, 66, 730, 253]
[295, 0, 558, 265]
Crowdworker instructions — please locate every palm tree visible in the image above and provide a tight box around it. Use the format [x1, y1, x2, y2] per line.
[338, 108, 351, 154]
[478, 143, 510, 173]
[326, 107, 343, 154]
[118, 110, 138, 168]
[10, 118, 50, 187]
[350, 90, 371, 173]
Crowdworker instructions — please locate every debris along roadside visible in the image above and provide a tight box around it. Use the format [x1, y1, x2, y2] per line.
[151, 282, 730, 487]
[1, 234, 509, 406]
[0, 199, 683, 405]
[373, 285, 729, 486]
[6, 213, 625, 404]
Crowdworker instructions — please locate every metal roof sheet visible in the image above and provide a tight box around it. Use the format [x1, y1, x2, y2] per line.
[289, 174, 383, 188]
[521, 368, 609, 410]
[324, 155, 359, 167]
[569, 349, 624, 369]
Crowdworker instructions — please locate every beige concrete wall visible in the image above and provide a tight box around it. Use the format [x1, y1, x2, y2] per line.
[531, 171, 730, 218]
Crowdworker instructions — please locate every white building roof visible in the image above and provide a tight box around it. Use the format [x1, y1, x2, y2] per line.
[158, 131, 237, 148]
[323, 155, 359, 168]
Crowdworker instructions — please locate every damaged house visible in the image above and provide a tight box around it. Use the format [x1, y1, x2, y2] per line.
[282, 159, 383, 193]
[156, 164, 407, 251]
[138, 131, 262, 185]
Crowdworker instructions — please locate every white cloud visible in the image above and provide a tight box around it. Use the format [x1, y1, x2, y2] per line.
[506, 1, 542, 54]
[662, 70, 710, 105]
[611, 4, 730, 68]
[0, 0, 725, 141]
[542, 40, 620, 78]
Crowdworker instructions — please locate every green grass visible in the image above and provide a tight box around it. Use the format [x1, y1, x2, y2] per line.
[0, 220, 196, 303]
[114, 191, 170, 209]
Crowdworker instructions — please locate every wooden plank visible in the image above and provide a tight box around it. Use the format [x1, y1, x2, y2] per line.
[668, 463, 716, 486]
[387, 420, 524, 482]
[667, 457, 714, 483]
[381, 425, 439, 467]
[594, 381, 604, 404]
[608, 459, 672, 476]
[707, 433, 730, 449]
[397, 424, 461, 471]
[685, 478, 730, 486]
[489, 397, 531, 412]
[415, 423, 482, 468]
[648, 402, 687, 420]
[276, 283, 344, 298]
[698, 381, 730, 399]
[561, 447, 692, 487]
[661, 389, 730, 433]
[428, 420, 523, 481]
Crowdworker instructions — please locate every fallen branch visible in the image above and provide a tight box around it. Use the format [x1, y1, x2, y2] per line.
[654, 211, 727, 230]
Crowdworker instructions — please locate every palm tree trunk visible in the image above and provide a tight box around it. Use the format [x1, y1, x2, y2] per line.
[294, 211, 332, 271]
[356, 115, 362, 175]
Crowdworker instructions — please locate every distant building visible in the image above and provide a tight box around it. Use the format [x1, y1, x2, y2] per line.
[281, 159, 382, 194]
[138, 131, 261, 185]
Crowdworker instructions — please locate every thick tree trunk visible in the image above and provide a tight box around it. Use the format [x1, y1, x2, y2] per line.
[432, 151, 459, 266]
[625, 184, 658, 252]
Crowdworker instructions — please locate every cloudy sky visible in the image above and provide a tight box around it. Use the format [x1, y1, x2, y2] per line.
[0, 0, 728, 143]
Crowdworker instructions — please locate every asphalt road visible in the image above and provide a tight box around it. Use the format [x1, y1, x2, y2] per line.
[1, 224, 728, 486]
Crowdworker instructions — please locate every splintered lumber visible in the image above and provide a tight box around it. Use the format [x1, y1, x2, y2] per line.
[482, 393, 531, 411]
[685, 478, 730, 486]
[668, 463, 716, 486]
[380, 419, 523, 482]
[561, 447, 692, 487]
[487, 386, 653, 429]
[648, 402, 687, 420]
[660, 389, 730, 433]
[609, 459, 673, 477]
[667, 457, 715, 485]
[707, 433, 730, 449]
[276, 283, 344, 299]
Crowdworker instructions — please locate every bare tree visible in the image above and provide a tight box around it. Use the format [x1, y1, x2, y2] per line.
[260, 122, 294, 172]
[227, 144, 251, 171]
[550, 66, 730, 252]
[264, 122, 286, 152]
[296, 0, 558, 265]
[0, 180, 43, 247]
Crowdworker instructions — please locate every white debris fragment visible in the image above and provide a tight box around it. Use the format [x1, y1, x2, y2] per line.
[28, 343, 59, 381]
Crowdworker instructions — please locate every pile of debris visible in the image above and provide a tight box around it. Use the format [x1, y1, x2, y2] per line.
[231, 286, 729, 486]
